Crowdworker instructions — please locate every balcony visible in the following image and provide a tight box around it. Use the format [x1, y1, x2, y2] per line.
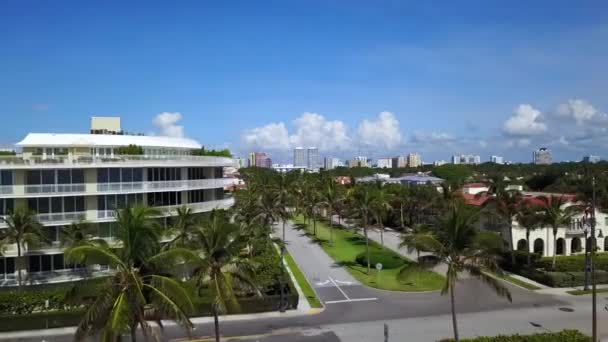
[96, 197, 235, 220]
[0, 154, 236, 169]
[0, 178, 236, 198]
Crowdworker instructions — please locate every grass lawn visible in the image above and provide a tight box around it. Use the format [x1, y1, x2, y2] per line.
[567, 288, 608, 295]
[294, 217, 444, 292]
[284, 252, 323, 308]
[487, 272, 541, 291]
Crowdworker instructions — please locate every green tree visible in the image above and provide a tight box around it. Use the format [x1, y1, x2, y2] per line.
[60, 220, 94, 248]
[65, 205, 195, 341]
[348, 185, 376, 274]
[116, 144, 144, 155]
[191, 210, 260, 342]
[319, 176, 343, 244]
[167, 206, 199, 248]
[514, 203, 543, 266]
[405, 202, 511, 342]
[0, 206, 45, 287]
[371, 186, 392, 246]
[538, 195, 580, 269]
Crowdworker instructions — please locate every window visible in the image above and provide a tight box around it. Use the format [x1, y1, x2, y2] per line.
[97, 168, 109, 183]
[0, 258, 15, 275]
[0, 199, 13, 215]
[0, 170, 12, 186]
[604, 217, 608, 227]
[42, 170, 54, 184]
[109, 168, 120, 183]
[53, 254, 65, 270]
[71, 169, 84, 184]
[27, 170, 41, 185]
[27, 196, 84, 214]
[57, 169, 70, 184]
[41, 255, 52, 272]
[29, 256, 41, 272]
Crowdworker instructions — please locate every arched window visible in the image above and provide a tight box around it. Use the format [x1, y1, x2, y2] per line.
[571, 237, 582, 253]
[556, 238, 565, 255]
[517, 239, 528, 251]
[533, 238, 544, 255]
[604, 238, 608, 252]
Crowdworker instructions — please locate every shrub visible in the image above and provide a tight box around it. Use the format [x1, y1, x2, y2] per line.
[537, 254, 608, 272]
[520, 269, 608, 287]
[439, 329, 590, 341]
[355, 250, 405, 269]
[499, 250, 541, 272]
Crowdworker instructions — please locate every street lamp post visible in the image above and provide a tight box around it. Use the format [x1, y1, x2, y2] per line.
[583, 225, 590, 291]
[583, 176, 598, 342]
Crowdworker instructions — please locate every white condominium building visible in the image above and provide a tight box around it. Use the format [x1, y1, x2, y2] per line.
[0, 119, 235, 286]
[407, 153, 422, 168]
[377, 158, 393, 168]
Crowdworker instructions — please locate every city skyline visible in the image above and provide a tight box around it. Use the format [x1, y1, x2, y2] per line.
[1, 2, 607, 163]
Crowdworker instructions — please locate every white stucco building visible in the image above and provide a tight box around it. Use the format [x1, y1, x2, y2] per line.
[0, 119, 235, 286]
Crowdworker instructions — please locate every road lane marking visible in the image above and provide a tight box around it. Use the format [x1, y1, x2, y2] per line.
[324, 297, 377, 304]
[328, 276, 350, 300]
[315, 280, 331, 286]
[334, 279, 353, 285]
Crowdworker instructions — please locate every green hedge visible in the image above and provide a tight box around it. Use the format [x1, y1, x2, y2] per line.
[519, 268, 608, 287]
[439, 329, 589, 341]
[537, 254, 608, 272]
[355, 250, 405, 269]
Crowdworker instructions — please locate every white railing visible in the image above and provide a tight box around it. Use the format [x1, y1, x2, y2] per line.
[0, 185, 12, 195]
[96, 197, 235, 219]
[97, 178, 234, 193]
[0, 155, 235, 168]
[36, 211, 86, 224]
[25, 183, 86, 194]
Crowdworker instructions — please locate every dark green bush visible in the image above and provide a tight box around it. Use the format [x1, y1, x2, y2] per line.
[499, 250, 541, 272]
[520, 268, 608, 287]
[537, 254, 608, 272]
[355, 250, 405, 269]
[439, 329, 590, 341]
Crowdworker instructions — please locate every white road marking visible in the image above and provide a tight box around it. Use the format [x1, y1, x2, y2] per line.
[324, 297, 378, 304]
[329, 276, 350, 300]
[316, 280, 331, 286]
[334, 279, 353, 285]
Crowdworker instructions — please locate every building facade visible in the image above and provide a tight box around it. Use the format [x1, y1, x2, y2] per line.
[293, 147, 318, 170]
[491, 155, 504, 164]
[533, 147, 552, 165]
[254, 152, 272, 168]
[348, 156, 369, 168]
[323, 157, 340, 170]
[0, 123, 235, 286]
[452, 154, 481, 165]
[407, 153, 422, 168]
[583, 155, 601, 163]
[377, 158, 392, 168]
[392, 156, 406, 168]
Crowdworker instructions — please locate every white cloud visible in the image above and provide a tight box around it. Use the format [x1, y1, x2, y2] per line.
[153, 112, 185, 138]
[288, 112, 351, 150]
[411, 131, 455, 144]
[356, 111, 402, 148]
[503, 104, 547, 136]
[242, 122, 290, 150]
[505, 138, 531, 148]
[556, 99, 608, 125]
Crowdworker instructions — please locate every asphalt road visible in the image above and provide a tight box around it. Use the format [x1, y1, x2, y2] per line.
[7, 220, 570, 342]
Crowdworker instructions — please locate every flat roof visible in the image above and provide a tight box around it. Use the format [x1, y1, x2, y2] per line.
[16, 133, 202, 149]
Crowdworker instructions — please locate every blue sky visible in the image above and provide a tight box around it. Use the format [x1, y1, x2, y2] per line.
[1, 1, 607, 163]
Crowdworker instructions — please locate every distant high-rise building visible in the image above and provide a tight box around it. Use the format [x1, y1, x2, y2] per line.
[533, 147, 552, 165]
[491, 155, 504, 164]
[293, 147, 318, 169]
[451, 154, 481, 165]
[324, 157, 341, 170]
[248, 152, 256, 167]
[307, 147, 319, 169]
[293, 147, 306, 168]
[407, 153, 422, 168]
[392, 156, 407, 168]
[377, 158, 392, 168]
[434, 160, 447, 166]
[254, 152, 272, 168]
[348, 156, 369, 168]
[583, 155, 601, 164]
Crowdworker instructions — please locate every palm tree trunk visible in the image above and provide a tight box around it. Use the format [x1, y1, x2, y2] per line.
[526, 229, 531, 266]
[552, 228, 558, 270]
[131, 325, 137, 342]
[508, 223, 515, 266]
[213, 304, 220, 342]
[364, 216, 370, 274]
[400, 204, 405, 229]
[16, 242, 22, 287]
[450, 284, 459, 342]
[282, 220, 286, 247]
[380, 225, 384, 246]
[313, 213, 317, 237]
[329, 205, 334, 244]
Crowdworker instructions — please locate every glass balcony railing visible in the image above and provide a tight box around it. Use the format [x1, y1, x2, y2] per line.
[0, 155, 236, 168]
[25, 183, 86, 194]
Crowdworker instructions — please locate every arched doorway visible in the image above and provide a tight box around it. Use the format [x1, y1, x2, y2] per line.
[571, 237, 582, 253]
[586, 237, 596, 252]
[604, 238, 608, 252]
[556, 238, 565, 255]
[517, 239, 528, 251]
[533, 238, 544, 255]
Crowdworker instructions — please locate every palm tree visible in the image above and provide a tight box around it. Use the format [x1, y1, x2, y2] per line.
[191, 210, 259, 342]
[272, 173, 292, 247]
[65, 205, 195, 341]
[387, 184, 410, 229]
[514, 203, 543, 266]
[0, 206, 45, 287]
[399, 224, 431, 261]
[538, 195, 580, 269]
[478, 183, 522, 266]
[319, 176, 342, 244]
[406, 202, 511, 342]
[348, 185, 376, 274]
[371, 186, 392, 246]
[60, 220, 94, 248]
[167, 206, 199, 248]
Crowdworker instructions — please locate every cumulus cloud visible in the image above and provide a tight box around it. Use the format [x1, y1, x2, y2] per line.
[411, 131, 455, 144]
[555, 99, 608, 125]
[153, 112, 185, 138]
[289, 112, 351, 150]
[503, 104, 547, 136]
[356, 111, 402, 148]
[242, 122, 290, 150]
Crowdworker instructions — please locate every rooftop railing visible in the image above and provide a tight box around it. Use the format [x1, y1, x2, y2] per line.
[0, 154, 236, 168]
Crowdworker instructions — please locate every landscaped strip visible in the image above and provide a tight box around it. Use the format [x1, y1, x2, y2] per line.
[440, 329, 590, 341]
[294, 217, 444, 292]
[283, 251, 323, 308]
[488, 272, 542, 291]
[567, 288, 608, 296]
